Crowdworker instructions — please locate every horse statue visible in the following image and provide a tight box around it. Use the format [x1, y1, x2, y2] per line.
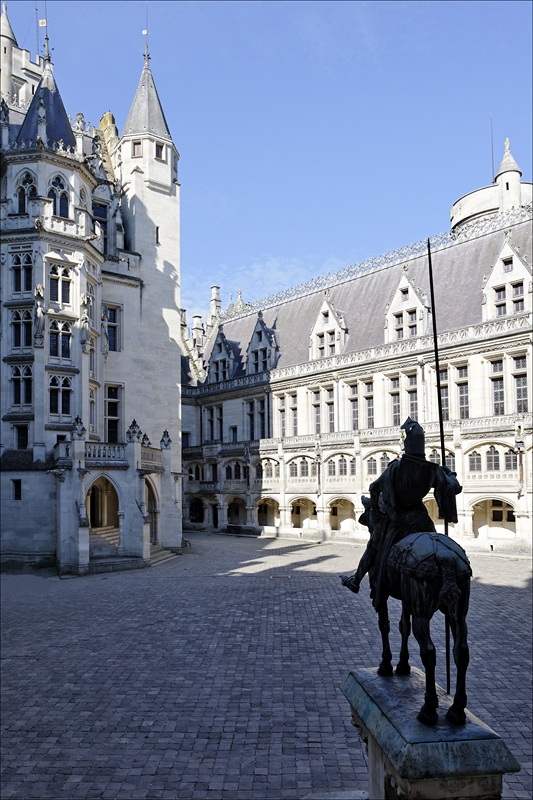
[340, 418, 472, 727]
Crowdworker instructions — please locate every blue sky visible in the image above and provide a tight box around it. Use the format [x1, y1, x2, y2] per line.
[8, 1, 533, 319]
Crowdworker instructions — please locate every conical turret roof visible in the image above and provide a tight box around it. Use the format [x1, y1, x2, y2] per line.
[494, 138, 522, 180]
[16, 59, 75, 149]
[122, 51, 172, 141]
[1, 3, 18, 45]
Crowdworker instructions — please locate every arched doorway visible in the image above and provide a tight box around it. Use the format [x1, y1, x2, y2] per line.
[473, 498, 516, 541]
[189, 498, 205, 524]
[86, 476, 120, 558]
[329, 498, 356, 532]
[145, 481, 158, 545]
[257, 498, 280, 528]
[227, 497, 246, 525]
[290, 498, 316, 529]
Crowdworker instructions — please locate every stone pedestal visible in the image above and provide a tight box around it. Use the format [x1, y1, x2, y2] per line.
[342, 667, 520, 800]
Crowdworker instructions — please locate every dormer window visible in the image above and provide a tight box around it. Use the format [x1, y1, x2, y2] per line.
[512, 282, 524, 312]
[394, 313, 403, 340]
[400, 288, 409, 300]
[503, 257, 513, 273]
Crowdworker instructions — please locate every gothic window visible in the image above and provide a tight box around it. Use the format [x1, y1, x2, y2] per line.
[234, 463, 241, 480]
[328, 460, 336, 477]
[12, 253, 33, 293]
[300, 459, 309, 478]
[264, 461, 273, 479]
[14, 425, 29, 450]
[16, 171, 37, 214]
[49, 320, 71, 359]
[486, 446, 500, 471]
[338, 456, 347, 476]
[505, 450, 518, 471]
[429, 449, 441, 464]
[49, 375, 72, 416]
[380, 453, 390, 473]
[11, 309, 33, 349]
[106, 306, 120, 351]
[255, 463, 263, 480]
[445, 453, 456, 472]
[468, 451, 481, 471]
[367, 457, 377, 476]
[289, 461, 298, 478]
[350, 458, 356, 476]
[48, 176, 69, 218]
[49, 265, 71, 305]
[11, 365, 32, 406]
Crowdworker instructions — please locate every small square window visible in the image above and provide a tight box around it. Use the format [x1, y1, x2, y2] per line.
[503, 258, 513, 273]
[132, 141, 142, 157]
[12, 479, 22, 500]
[155, 142, 164, 159]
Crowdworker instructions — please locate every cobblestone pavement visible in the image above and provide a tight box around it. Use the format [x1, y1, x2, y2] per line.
[1, 532, 531, 800]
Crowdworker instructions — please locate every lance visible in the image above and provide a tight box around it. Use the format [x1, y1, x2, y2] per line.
[427, 238, 451, 694]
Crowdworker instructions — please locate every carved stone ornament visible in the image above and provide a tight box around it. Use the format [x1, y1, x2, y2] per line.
[71, 416, 87, 440]
[126, 419, 142, 442]
[160, 430, 172, 449]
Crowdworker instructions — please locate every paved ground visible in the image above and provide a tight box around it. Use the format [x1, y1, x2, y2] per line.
[1, 532, 531, 800]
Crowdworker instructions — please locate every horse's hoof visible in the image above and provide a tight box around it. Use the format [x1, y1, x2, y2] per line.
[395, 663, 411, 676]
[377, 663, 394, 677]
[445, 706, 466, 726]
[417, 706, 438, 727]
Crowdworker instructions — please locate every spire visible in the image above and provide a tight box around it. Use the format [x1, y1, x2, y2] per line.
[122, 54, 172, 141]
[16, 59, 75, 149]
[494, 138, 522, 181]
[1, 3, 18, 46]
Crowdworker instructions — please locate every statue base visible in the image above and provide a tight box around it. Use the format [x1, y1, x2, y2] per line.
[341, 667, 520, 800]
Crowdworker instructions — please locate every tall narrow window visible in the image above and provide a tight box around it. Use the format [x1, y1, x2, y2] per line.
[49, 321, 71, 359]
[107, 307, 119, 351]
[439, 369, 449, 421]
[15, 425, 29, 450]
[49, 376, 72, 416]
[492, 377, 505, 416]
[390, 377, 400, 426]
[326, 388, 335, 433]
[457, 366, 469, 420]
[247, 401, 255, 440]
[468, 451, 481, 471]
[93, 203, 108, 253]
[312, 390, 321, 435]
[11, 310, 33, 349]
[12, 366, 32, 406]
[12, 253, 33, 293]
[486, 446, 500, 471]
[365, 382, 374, 429]
[49, 266, 71, 305]
[105, 385, 121, 443]
[513, 356, 528, 413]
[48, 176, 69, 218]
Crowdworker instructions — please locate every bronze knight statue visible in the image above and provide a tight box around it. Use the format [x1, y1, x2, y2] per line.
[341, 418, 472, 726]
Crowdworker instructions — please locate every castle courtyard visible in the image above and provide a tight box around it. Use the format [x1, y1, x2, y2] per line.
[1, 532, 531, 800]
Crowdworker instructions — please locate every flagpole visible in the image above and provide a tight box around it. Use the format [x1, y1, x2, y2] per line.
[427, 238, 451, 694]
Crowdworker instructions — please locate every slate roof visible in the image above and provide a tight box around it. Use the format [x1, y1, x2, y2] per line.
[122, 54, 172, 141]
[16, 60, 75, 149]
[199, 220, 532, 377]
[1, 3, 17, 45]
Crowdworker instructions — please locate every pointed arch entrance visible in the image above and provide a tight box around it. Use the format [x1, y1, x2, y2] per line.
[145, 481, 159, 545]
[86, 476, 120, 558]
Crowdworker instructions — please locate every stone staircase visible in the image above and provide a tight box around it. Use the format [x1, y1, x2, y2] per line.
[150, 544, 180, 567]
[89, 527, 119, 558]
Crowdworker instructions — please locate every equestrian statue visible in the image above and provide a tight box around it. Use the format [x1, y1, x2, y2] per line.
[341, 418, 472, 727]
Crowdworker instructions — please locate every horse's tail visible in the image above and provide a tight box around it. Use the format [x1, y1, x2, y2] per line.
[438, 556, 461, 609]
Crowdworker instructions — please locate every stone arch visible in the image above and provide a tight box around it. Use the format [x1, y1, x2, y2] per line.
[289, 496, 316, 529]
[145, 478, 159, 545]
[227, 496, 246, 525]
[257, 497, 280, 528]
[328, 497, 356, 532]
[85, 474, 121, 559]
[471, 495, 517, 541]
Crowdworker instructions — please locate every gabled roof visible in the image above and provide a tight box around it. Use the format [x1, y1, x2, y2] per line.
[16, 59, 75, 149]
[122, 52, 172, 141]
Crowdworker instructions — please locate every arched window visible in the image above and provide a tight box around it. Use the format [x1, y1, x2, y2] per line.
[429, 449, 441, 464]
[350, 458, 356, 476]
[234, 462, 241, 480]
[367, 457, 377, 476]
[11, 309, 33, 349]
[289, 461, 298, 478]
[194, 465, 201, 481]
[486, 446, 500, 471]
[49, 265, 71, 304]
[12, 365, 32, 405]
[504, 449, 518, 470]
[49, 320, 71, 359]
[328, 460, 336, 477]
[468, 451, 481, 471]
[49, 375, 72, 416]
[16, 171, 37, 214]
[300, 459, 309, 477]
[264, 460, 273, 479]
[338, 456, 347, 476]
[48, 176, 69, 218]
[226, 464, 232, 480]
[12, 253, 33, 293]
[255, 463, 263, 480]
[445, 453, 456, 472]
[380, 453, 390, 473]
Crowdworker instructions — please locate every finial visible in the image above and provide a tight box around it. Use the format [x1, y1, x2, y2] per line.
[504, 137, 510, 154]
[44, 33, 51, 62]
[142, 27, 150, 65]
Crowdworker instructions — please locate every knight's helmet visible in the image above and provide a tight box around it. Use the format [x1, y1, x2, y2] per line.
[401, 417, 425, 457]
